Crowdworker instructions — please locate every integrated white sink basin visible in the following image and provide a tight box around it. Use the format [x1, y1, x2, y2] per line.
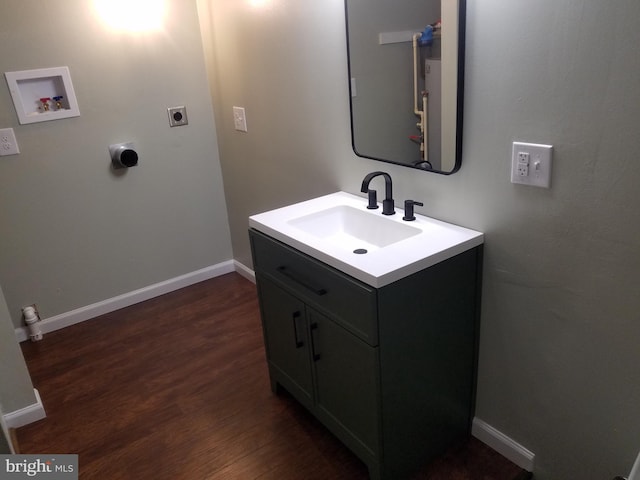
[249, 191, 483, 288]
[288, 204, 422, 250]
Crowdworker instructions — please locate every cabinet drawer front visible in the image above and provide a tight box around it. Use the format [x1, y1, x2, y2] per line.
[250, 230, 378, 345]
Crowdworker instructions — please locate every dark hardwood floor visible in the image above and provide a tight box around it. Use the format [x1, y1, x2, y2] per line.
[17, 272, 528, 479]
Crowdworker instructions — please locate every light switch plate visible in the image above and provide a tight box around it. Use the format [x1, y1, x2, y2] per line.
[233, 106, 248, 132]
[510, 141, 553, 188]
[0, 128, 20, 156]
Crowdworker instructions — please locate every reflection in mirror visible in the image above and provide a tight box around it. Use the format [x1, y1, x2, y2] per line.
[345, 0, 465, 174]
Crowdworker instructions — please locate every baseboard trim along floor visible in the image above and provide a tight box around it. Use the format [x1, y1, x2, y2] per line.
[472, 418, 535, 472]
[14, 260, 236, 343]
[233, 259, 256, 283]
[3, 389, 46, 429]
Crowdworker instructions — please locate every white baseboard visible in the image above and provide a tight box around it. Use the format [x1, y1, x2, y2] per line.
[472, 417, 535, 472]
[15, 261, 236, 342]
[234, 260, 255, 283]
[3, 389, 46, 429]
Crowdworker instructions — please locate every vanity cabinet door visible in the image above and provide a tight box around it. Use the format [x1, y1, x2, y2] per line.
[309, 308, 381, 459]
[250, 229, 378, 346]
[258, 277, 313, 406]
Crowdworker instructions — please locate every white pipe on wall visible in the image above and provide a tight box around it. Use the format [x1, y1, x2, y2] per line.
[413, 33, 427, 161]
[22, 306, 42, 342]
[412, 33, 422, 116]
[422, 93, 429, 163]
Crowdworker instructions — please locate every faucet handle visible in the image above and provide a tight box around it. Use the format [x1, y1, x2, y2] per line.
[402, 200, 424, 221]
[382, 198, 395, 216]
[366, 189, 379, 209]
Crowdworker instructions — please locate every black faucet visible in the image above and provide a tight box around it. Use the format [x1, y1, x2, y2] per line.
[360, 171, 395, 215]
[402, 200, 424, 221]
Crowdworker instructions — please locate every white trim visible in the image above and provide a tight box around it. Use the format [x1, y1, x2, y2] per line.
[234, 260, 255, 283]
[15, 261, 235, 342]
[472, 417, 535, 472]
[3, 389, 46, 428]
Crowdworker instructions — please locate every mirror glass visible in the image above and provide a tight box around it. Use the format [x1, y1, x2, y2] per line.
[345, 0, 465, 174]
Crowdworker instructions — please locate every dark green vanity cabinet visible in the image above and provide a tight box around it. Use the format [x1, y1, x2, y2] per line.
[249, 229, 482, 480]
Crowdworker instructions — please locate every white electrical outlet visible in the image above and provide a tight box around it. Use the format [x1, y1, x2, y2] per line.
[516, 151, 530, 176]
[0, 128, 20, 156]
[233, 106, 248, 132]
[511, 141, 553, 188]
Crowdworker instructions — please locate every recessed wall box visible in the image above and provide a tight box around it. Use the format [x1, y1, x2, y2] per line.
[4, 67, 81, 124]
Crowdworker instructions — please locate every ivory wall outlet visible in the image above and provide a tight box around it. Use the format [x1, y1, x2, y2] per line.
[0, 128, 20, 156]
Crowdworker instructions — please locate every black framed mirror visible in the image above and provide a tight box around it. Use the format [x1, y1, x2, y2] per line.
[345, 0, 466, 174]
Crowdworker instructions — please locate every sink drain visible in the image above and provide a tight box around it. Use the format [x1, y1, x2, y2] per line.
[353, 248, 368, 254]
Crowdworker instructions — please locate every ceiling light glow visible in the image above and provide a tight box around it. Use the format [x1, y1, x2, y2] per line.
[94, 0, 167, 32]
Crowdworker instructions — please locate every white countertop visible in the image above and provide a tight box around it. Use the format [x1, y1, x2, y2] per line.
[249, 191, 484, 288]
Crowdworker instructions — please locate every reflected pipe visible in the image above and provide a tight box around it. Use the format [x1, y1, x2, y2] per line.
[413, 33, 428, 163]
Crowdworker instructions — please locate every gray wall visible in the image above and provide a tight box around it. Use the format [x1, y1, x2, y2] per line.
[0, 407, 12, 453]
[0, 0, 232, 329]
[0, 286, 35, 414]
[0, 428, 11, 454]
[203, 0, 640, 479]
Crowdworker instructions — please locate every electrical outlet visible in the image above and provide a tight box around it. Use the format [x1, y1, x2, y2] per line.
[517, 162, 529, 177]
[168, 106, 188, 127]
[233, 106, 248, 132]
[516, 151, 530, 176]
[511, 141, 553, 188]
[518, 151, 530, 164]
[0, 128, 20, 156]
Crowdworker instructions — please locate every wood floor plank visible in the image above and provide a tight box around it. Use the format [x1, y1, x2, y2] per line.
[17, 272, 526, 479]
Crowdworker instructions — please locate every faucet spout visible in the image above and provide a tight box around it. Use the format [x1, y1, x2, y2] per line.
[360, 171, 395, 215]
